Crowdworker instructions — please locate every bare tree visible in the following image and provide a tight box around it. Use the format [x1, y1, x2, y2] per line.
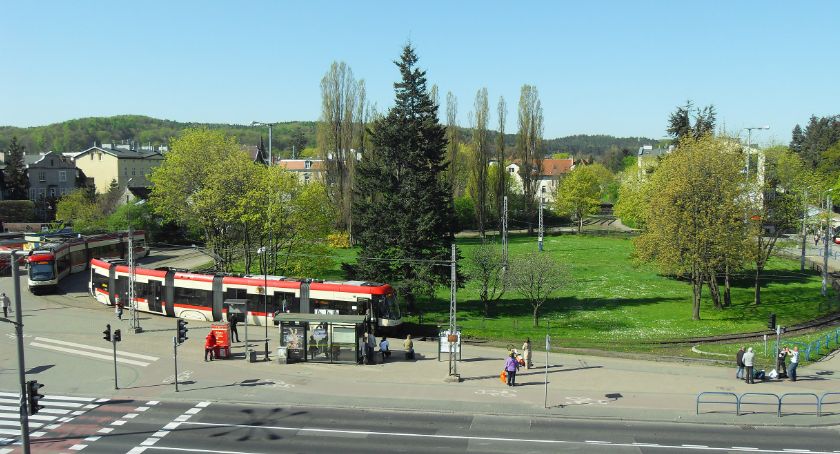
[446, 91, 460, 197]
[507, 251, 566, 327]
[517, 85, 544, 235]
[471, 88, 490, 238]
[318, 61, 365, 236]
[495, 96, 507, 226]
[467, 243, 506, 317]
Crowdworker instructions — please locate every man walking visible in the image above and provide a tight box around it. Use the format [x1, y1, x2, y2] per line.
[115, 302, 123, 320]
[789, 346, 799, 382]
[735, 346, 745, 380]
[1, 292, 10, 319]
[743, 347, 755, 384]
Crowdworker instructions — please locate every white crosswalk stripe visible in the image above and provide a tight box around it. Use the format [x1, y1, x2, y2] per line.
[28, 337, 160, 367]
[0, 391, 108, 440]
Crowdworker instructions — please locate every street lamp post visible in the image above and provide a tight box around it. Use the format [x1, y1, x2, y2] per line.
[822, 188, 835, 297]
[251, 121, 274, 166]
[742, 126, 770, 178]
[257, 246, 270, 361]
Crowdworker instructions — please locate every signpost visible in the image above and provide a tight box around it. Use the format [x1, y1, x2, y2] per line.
[544, 334, 550, 408]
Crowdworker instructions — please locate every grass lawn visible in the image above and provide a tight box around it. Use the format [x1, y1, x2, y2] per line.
[278, 232, 840, 353]
[408, 233, 839, 350]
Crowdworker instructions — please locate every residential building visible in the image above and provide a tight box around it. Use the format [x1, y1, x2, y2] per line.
[71, 143, 164, 194]
[24, 151, 78, 220]
[278, 158, 325, 184]
[504, 157, 575, 203]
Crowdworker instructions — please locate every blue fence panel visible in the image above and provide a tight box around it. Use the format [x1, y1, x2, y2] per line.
[696, 392, 739, 415]
[739, 393, 781, 417]
[780, 393, 819, 416]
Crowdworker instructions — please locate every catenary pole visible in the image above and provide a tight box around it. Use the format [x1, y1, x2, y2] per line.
[801, 188, 808, 272]
[9, 251, 31, 453]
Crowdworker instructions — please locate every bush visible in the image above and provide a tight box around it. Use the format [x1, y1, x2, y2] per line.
[327, 231, 351, 248]
[0, 200, 36, 222]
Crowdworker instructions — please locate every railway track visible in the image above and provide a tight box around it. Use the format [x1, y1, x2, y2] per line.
[649, 311, 840, 345]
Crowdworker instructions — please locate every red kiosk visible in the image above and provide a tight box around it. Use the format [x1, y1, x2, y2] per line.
[211, 323, 231, 359]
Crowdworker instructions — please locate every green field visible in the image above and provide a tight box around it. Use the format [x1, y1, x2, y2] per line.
[327, 233, 839, 351]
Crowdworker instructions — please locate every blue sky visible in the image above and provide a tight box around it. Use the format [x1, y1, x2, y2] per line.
[2, 1, 838, 144]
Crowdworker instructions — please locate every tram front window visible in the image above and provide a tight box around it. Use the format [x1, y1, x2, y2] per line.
[29, 262, 55, 281]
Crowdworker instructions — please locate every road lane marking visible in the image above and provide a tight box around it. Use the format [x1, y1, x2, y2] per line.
[97, 428, 113, 434]
[173, 421, 840, 453]
[33, 337, 160, 361]
[0, 412, 56, 422]
[68, 444, 86, 450]
[0, 392, 94, 402]
[135, 401, 210, 453]
[144, 448, 267, 454]
[29, 342, 151, 367]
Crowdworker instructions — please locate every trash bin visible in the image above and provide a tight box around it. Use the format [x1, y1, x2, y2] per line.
[277, 346, 287, 364]
[248, 349, 258, 363]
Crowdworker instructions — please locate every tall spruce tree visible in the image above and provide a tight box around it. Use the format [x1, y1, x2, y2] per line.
[351, 45, 456, 310]
[4, 136, 29, 200]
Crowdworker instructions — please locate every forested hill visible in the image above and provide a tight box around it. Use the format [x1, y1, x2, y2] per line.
[1, 115, 653, 160]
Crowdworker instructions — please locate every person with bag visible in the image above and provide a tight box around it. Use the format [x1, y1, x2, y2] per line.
[504, 352, 519, 387]
[743, 347, 755, 384]
[777, 346, 788, 378]
[204, 331, 217, 361]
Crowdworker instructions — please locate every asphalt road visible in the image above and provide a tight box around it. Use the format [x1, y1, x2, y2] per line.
[14, 399, 840, 454]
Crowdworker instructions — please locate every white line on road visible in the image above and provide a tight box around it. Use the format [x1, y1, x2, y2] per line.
[0, 412, 56, 422]
[29, 342, 151, 367]
[144, 447, 267, 454]
[0, 392, 94, 402]
[174, 421, 840, 453]
[33, 337, 160, 361]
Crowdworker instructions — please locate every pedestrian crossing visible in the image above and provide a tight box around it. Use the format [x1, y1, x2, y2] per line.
[29, 337, 160, 367]
[0, 391, 104, 447]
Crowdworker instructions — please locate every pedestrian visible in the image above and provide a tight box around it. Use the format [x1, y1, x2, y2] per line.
[743, 347, 755, 384]
[367, 332, 377, 365]
[205, 331, 217, 361]
[735, 346, 745, 380]
[229, 313, 240, 343]
[777, 346, 788, 378]
[504, 352, 519, 387]
[789, 346, 799, 382]
[815, 234, 820, 246]
[379, 336, 390, 362]
[115, 301, 123, 320]
[404, 334, 415, 360]
[1, 292, 10, 319]
[522, 338, 533, 369]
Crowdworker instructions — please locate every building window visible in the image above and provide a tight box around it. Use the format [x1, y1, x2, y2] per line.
[60, 188, 67, 196]
[132, 168, 136, 176]
[50, 159, 54, 167]
[59, 171, 67, 182]
[38, 171, 46, 182]
[49, 188, 56, 198]
[304, 160, 312, 169]
[90, 153, 94, 160]
[508, 167, 515, 173]
[541, 186, 546, 193]
[98, 153, 102, 161]
[304, 173, 311, 183]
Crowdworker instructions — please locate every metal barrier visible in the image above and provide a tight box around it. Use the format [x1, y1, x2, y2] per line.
[780, 393, 819, 416]
[696, 392, 739, 415]
[738, 392, 781, 417]
[819, 392, 840, 417]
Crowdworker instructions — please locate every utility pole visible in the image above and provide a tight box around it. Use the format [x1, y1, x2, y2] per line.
[801, 188, 808, 272]
[502, 195, 508, 268]
[822, 193, 833, 296]
[446, 243, 460, 382]
[8, 251, 31, 453]
[538, 197, 544, 252]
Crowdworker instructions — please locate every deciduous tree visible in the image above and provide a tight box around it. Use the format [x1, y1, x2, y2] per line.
[469, 87, 490, 238]
[495, 96, 507, 226]
[507, 251, 566, 327]
[467, 244, 506, 317]
[555, 164, 610, 232]
[516, 85, 543, 235]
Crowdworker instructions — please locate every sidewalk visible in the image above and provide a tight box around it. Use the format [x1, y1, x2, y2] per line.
[96, 332, 840, 428]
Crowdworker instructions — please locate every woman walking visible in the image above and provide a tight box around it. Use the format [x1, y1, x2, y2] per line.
[504, 353, 519, 387]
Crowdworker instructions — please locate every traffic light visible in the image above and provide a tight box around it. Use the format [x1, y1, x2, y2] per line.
[177, 319, 188, 344]
[113, 329, 121, 343]
[26, 380, 44, 415]
[103, 324, 111, 342]
[768, 313, 776, 330]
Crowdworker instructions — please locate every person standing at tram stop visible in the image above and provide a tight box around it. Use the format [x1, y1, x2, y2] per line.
[735, 346, 745, 380]
[522, 338, 533, 369]
[229, 313, 240, 343]
[367, 332, 377, 365]
[404, 334, 415, 360]
[204, 331, 217, 361]
[742, 347, 755, 384]
[1, 292, 10, 319]
[504, 352, 520, 387]
[379, 336, 390, 362]
[115, 301, 124, 320]
[789, 346, 799, 382]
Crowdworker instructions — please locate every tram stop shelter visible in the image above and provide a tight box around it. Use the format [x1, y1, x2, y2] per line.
[274, 313, 367, 364]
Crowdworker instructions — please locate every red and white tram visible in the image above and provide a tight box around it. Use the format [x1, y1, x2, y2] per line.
[27, 231, 148, 293]
[88, 258, 402, 329]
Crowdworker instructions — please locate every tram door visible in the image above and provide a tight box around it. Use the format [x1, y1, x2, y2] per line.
[148, 280, 163, 313]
